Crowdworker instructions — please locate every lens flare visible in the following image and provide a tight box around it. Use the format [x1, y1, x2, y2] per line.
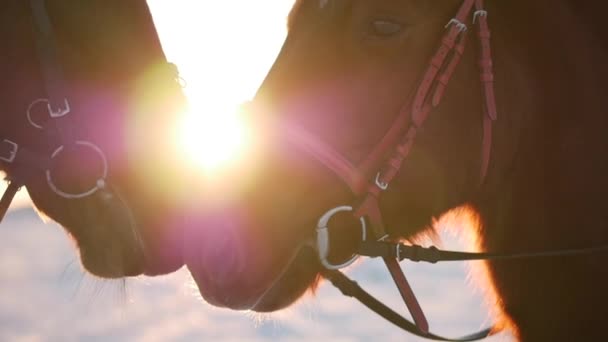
[179, 103, 249, 171]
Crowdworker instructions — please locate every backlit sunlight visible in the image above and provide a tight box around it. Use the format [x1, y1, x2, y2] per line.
[0, 1, 295, 209]
[149, 0, 295, 172]
[179, 102, 249, 170]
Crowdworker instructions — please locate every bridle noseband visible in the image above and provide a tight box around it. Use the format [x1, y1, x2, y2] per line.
[1, 0, 114, 221]
[276, 0, 608, 340]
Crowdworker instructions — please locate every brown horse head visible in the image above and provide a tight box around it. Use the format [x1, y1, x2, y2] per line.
[0, 0, 188, 278]
[185, 0, 501, 311]
[187, 1, 608, 340]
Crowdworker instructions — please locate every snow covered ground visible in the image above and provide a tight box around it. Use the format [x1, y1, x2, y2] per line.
[0, 207, 512, 341]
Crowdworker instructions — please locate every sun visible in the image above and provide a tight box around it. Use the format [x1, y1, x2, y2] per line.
[179, 102, 249, 171]
[147, 0, 294, 173]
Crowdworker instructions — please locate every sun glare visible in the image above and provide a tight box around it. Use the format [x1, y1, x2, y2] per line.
[148, 0, 295, 173]
[179, 103, 248, 171]
[0, 2, 295, 210]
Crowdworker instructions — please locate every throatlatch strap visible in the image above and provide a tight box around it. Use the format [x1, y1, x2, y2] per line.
[322, 269, 495, 341]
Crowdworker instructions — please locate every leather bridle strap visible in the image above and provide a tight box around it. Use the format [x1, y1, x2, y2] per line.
[0, 0, 58, 221]
[320, 239, 608, 341]
[292, 0, 499, 338]
[0, 181, 22, 222]
[30, 0, 72, 127]
[348, 0, 491, 335]
[322, 269, 496, 341]
[358, 240, 608, 263]
[0, 0, 77, 221]
[474, 0, 497, 184]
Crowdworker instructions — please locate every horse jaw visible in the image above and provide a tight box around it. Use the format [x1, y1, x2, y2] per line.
[183, 201, 320, 311]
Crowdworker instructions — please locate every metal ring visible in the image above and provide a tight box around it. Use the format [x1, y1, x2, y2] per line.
[375, 172, 389, 191]
[316, 206, 367, 270]
[46, 141, 108, 199]
[26, 98, 49, 129]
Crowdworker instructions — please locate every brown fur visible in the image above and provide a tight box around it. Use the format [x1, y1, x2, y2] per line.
[185, 1, 608, 340]
[0, 1, 187, 278]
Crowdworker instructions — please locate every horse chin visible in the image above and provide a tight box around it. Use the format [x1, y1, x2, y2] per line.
[188, 256, 318, 312]
[141, 231, 185, 277]
[185, 216, 321, 312]
[76, 231, 184, 278]
[251, 248, 322, 313]
[77, 239, 146, 279]
[183, 204, 313, 311]
[70, 207, 185, 278]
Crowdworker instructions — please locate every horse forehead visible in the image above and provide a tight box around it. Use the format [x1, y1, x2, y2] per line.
[320, 0, 329, 8]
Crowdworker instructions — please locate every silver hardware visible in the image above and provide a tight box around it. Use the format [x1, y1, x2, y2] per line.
[26, 98, 49, 129]
[473, 10, 488, 24]
[46, 141, 108, 199]
[375, 172, 389, 191]
[445, 18, 468, 32]
[48, 98, 71, 118]
[316, 206, 367, 270]
[0, 140, 18, 163]
[27, 98, 71, 127]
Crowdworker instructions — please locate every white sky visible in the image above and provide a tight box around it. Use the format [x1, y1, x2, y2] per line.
[148, 0, 294, 110]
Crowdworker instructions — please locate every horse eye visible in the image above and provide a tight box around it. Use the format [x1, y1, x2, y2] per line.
[370, 20, 403, 37]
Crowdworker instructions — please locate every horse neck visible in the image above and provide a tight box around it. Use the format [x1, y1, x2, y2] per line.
[477, 0, 608, 245]
[479, 0, 607, 195]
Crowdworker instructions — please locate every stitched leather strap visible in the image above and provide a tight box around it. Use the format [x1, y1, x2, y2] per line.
[283, 0, 498, 338]
[384, 257, 429, 334]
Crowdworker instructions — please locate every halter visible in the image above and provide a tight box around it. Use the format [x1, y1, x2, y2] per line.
[278, 0, 608, 340]
[0, 0, 110, 221]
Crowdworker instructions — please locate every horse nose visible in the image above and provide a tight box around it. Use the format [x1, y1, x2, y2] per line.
[200, 228, 244, 281]
[184, 208, 246, 284]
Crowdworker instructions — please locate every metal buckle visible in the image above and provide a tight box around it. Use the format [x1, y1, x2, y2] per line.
[27, 98, 71, 127]
[48, 98, 71, 118]
[445, 18, 468, 32]
[316, 206, 367, 270]
[473, 10, 488, 24]
[27, 98, 49, 129]
[46, 140, 108, 199]
[0, 140, 18, 163]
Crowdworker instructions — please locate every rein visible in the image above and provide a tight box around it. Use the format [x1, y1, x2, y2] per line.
[278, 0, 497, 339]
[275, 0, 599, 340]
[316, 237, 608, 341]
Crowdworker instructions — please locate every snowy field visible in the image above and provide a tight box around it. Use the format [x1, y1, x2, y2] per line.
[0, 206, 512, 341]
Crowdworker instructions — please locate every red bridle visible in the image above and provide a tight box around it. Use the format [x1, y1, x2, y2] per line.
[281, 0, 497, 339]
